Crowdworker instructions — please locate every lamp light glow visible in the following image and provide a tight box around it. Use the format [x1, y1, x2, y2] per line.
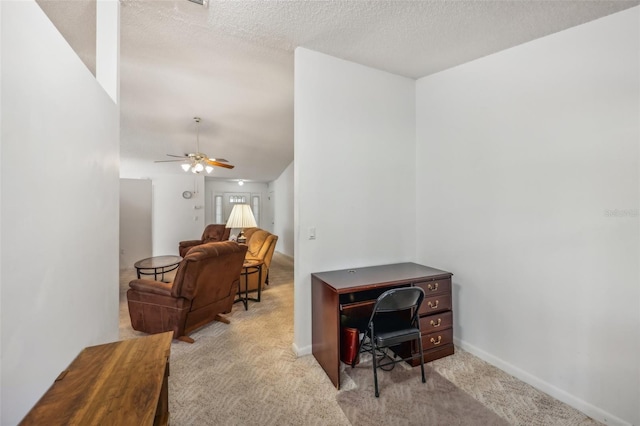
[225, 204, 257, 243]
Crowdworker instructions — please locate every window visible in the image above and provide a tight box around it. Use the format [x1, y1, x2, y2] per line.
[223, 192, 250, 222]
[252, 195, 260, 226]
[214, 195, 223, 224]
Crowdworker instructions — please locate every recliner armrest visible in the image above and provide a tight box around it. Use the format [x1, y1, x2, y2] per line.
[179, 239, 202, 248]
[179, 239, 204, 257]
[129, 279, 173, 296]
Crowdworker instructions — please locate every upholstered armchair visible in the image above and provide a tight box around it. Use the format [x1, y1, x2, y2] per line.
[178, 224, 231, 257]
[239, 228, 278, 294]
[127, 241, 247, 343]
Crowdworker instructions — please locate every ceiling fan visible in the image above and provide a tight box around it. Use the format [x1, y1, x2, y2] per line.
[155, 117, 234, 174]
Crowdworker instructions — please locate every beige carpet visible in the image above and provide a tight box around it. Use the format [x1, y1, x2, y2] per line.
[338, 362, 510, 426]
[120, 253, 601, 426]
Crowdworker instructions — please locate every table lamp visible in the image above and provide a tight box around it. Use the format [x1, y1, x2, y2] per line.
[226, 204, 257, 244]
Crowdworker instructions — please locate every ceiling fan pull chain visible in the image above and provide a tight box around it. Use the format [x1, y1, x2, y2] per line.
[195, 116, 201, 153]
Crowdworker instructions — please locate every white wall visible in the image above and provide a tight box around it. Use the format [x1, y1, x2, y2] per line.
[0, 2, 120, 424]
[119, 179, 152, 269]
[96, 0, 119, 103]
[151, 174, 206, 255]
[416, 8, 639, 426]
[0, 0, 4, 416]
[271, 161, 294, 257]
[294, 48, 416, 354]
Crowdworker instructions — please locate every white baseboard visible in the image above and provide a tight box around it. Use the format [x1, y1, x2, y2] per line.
[292, 342, 312, 357]
[274, 250, 294, 261]
[454, 338, 632, 426]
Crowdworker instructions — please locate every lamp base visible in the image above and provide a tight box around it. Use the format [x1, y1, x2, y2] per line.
[237, 230, 247, 244]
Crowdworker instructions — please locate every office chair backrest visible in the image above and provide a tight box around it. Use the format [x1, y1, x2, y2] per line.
[358, 286, 428, 397]
[373, 287, 425, 314]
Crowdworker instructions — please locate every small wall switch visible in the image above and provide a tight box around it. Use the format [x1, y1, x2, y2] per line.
[309, 227, 316, 240]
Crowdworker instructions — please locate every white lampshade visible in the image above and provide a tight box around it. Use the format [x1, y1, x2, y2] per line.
[181, 163, 191, 172]
[226, 204, 257, 229]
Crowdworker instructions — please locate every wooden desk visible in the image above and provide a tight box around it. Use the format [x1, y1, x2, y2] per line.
[20, 332, 173, 426]
[311, 263, 453, 389]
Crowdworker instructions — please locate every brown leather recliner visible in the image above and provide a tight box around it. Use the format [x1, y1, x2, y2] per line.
[178, 224, 231, 257]
[127, 241, 247, 342]
[239, 228, 278, 294]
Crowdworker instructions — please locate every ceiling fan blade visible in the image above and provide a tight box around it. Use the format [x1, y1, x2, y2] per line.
[154, 159, 187, 163]
[166, 154, 188, 158]
[210, 158, 229, 163]
[205, 159, 235, 169]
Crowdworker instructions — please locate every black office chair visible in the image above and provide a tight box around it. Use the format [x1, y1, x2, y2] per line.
[351, 287, 426, 397]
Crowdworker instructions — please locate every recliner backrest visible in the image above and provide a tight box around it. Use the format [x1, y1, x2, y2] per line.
[246, 230, 278, 270]
[201, 224, 231, 243]
[246, 230, 272, 257]
[171, 241, 247, 302]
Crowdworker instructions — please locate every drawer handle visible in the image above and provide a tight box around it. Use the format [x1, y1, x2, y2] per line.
[427, 282, 439, 291]
[430, 318, 442, 328]
[427, 300, 439, 309]
[430, 336, 442, 345]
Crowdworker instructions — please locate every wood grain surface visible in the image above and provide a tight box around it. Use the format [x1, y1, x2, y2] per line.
[20, 332, 173, 426]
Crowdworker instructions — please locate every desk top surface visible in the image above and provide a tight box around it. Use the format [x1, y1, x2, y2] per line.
[311, 262, 452, 293]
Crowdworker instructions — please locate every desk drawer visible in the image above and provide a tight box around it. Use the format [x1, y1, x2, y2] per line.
[419, 311, 452, 332]
[421, 328, 453, 351]
[415, 278, 451, 296]
[418, 294, 452, 315]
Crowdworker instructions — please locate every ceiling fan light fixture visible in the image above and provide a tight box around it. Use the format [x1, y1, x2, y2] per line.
[155, 117, 234, 172]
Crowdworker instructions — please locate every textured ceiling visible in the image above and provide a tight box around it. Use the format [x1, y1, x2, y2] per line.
[197, 0, 638, 79]
[36, 0, 96, 75]
[58, 0, 640, 182]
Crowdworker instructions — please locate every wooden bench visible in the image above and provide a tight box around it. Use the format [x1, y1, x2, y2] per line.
[20, 332, 173, 425]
